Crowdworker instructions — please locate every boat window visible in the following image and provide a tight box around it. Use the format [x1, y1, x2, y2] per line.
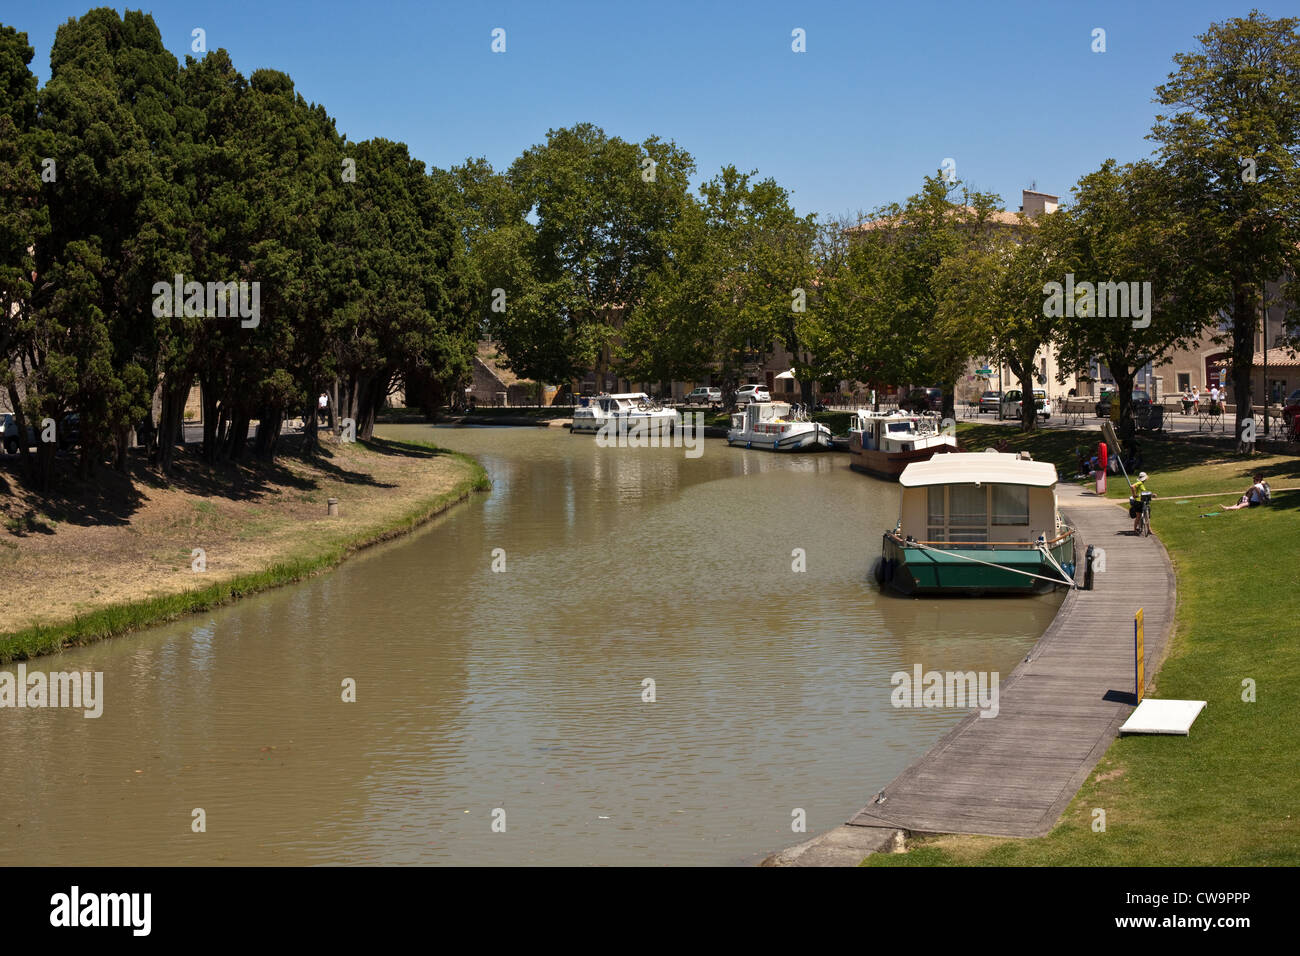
[992, 484, 1030, 525]
[887, 422, 910, 433]
[927, 487, 945, 542]
[947, 484, 987, 543]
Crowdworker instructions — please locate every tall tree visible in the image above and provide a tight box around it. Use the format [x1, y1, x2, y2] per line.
[935, 220, 1065, 432]
[1151, 11, 1300, 452]
[504, 123, 695, 386]
[801, 174, 1003, 417]
[1052, 160, 1222, 434]
[32, 8, 176, 479]
[0, 24, 48, 479]
[623, 166, 815, 405]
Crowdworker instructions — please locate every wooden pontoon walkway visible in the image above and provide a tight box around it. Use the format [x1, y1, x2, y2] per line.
[847, 483, 1176, 838]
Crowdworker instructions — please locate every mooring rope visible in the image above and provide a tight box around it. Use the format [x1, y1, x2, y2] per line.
[903, 538, 1077, 589]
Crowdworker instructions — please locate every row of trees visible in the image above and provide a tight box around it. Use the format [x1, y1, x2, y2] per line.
[3, 9, 1298, 496]
[1, 10, 476, 488]
[456, 12, 1300, 449]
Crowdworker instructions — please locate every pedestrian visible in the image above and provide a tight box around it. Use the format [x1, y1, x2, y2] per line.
[1222, 472, 1270, 510]
[317, 392, 329, 426]
[1192, 385, 1200, 414]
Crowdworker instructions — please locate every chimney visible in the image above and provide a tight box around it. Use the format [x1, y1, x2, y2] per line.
[1021, 189, 1059, 218]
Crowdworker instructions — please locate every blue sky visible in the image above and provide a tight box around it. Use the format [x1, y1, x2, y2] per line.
[4, 1, 1287, 219]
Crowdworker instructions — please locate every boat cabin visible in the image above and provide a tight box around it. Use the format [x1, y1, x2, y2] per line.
[737, 401, 794, 432]
[854, 412, 939, 452]
[896, 452, 1061, 545]
[593, 392, 650, 415]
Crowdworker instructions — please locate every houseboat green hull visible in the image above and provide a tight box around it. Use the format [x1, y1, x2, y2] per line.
[879, 531, 1076, 596]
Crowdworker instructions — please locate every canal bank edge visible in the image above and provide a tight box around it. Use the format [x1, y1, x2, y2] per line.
[761, 485, 1178, 867]
[0, 440, 490, 664]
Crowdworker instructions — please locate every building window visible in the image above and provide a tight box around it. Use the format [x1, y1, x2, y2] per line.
[1177, 373, 1190, 392]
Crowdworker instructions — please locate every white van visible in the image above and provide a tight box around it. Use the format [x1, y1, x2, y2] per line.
[999, 388, 1051, 420]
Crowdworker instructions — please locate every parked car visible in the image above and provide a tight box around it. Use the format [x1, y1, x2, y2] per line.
[1, 413, 37, 455]
[734, 384, 771, 405]
[1095, 390, 1151, 419]
[1000, 388, 1051, 420]
[0, 412, 79, 453]
[900, 387, 943, 413]
[684, 386, 722, 406]
[978, 390, 1003, 415]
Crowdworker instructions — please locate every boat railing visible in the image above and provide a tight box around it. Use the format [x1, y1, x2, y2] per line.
[884, 530, 1074, 549]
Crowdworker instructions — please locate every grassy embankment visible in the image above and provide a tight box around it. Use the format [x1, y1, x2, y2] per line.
[0, 435, 488, 663]
[863, 422, 1300, 865]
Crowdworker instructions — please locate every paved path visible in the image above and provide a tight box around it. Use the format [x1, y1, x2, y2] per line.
[844, 482, 1176, 839]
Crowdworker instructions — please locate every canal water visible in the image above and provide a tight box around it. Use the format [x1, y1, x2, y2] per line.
[0, 426, 1060, 865]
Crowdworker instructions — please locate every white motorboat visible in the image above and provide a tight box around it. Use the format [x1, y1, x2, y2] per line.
[727, 401, 831, 451]
[848, 410, 957, 479]
[571, 392, 679, 435]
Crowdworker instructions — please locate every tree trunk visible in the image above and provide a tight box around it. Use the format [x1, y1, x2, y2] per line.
[1008, 354, 1036, 433]
[253, 403, 282, 460]
[356, 374, 387, 441]
[1230, 283, 1256, 454]
[228, 408, 251, 461]
[157, 382, 187, 476]
[201, 374, 220, 464]
[7, 382, 31, 479]
[113, 425, 130, 473]
[302, 394, 319, 458]
[1112, 362, 1137, 442]
[1019, 371, 1036, 432]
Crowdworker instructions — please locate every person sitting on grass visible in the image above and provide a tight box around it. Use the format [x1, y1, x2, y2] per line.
[1222, 473, 1270, 511]
[1129, 471, 1154, 532]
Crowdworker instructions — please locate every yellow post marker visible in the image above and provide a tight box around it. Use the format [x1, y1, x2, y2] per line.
[1134, 608, 1145, 703]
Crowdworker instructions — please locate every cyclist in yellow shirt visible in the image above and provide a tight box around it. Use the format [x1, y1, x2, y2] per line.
[1128, 471, 1154, 533]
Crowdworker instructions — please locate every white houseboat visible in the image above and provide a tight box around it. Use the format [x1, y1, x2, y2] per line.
[727, 402, 831, 452]
[848, 410, 957, 479]
[878, 452, 1077, 595]
[571, 393, 680, 435]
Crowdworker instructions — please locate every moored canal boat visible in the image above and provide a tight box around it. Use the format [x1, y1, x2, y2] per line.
[878, 452, 1076, 595]
[571, 392, 679, 435]
[727, 401, 831, 451]
[848, 410, 957, 479]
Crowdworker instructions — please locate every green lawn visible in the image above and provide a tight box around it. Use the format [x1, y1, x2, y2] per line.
[864, 424, 1300, 866]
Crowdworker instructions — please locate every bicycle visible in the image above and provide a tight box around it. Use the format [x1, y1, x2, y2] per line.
[1133, 491, 1153, 536]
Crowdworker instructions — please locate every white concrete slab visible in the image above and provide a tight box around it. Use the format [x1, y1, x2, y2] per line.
[1120, 699, 1206, 735]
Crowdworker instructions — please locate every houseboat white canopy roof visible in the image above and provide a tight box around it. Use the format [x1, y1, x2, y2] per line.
[604, 392, 649, 400]
[899, 452, 1059, 489]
